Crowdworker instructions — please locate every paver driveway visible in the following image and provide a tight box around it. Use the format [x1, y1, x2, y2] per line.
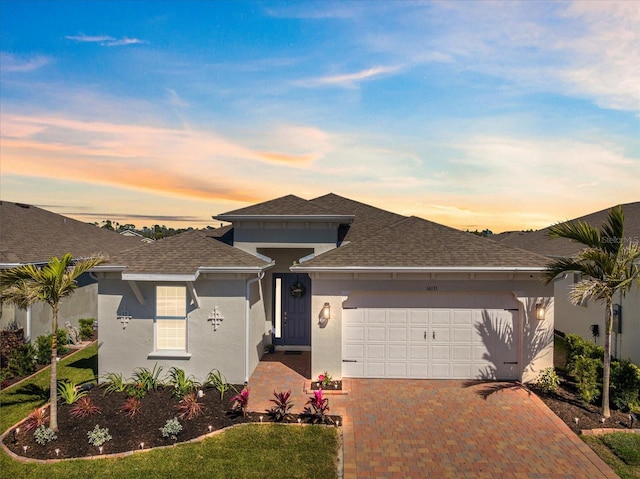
[345, 379, 617, 479]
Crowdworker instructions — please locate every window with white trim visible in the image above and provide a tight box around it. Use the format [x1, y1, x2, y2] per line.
[156, 286, 187, 350]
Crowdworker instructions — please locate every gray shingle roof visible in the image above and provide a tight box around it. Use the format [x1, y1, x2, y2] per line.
[297, 215, 549, 269]
[495, 202, 640, 257]
[0, 201, 141, 265]
[216, 194, 343, 217]
[107, 229, 271, 275]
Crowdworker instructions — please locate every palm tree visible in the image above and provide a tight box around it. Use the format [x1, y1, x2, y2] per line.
[0, 254, 103, 431]
[543, 205, 640, 417]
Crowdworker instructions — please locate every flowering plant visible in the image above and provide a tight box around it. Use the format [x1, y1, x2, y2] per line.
[303, 389, 330, 424]
[318, 371, 332, 388]
[230, 387, 250, 417]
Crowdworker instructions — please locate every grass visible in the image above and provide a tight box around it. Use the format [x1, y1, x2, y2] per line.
[602, 433, 640, 466]
[583, 434, 640, 479]
[0, 424, 338, 479]
[1, 343, 339, 478]
[0, 342, 98, 433]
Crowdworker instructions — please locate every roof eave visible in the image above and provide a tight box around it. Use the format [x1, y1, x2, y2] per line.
[290, 265, 547, 274]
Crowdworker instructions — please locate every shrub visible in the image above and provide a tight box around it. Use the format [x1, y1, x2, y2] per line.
[205, 368, 233, 400]
[0, 368, 14, 388]
[535, 367, 561, 393]
[126, 382, 147, 399]
[101, 372, 128, 395]
[571, 355, 601, 405]
[177, 392, 204, 420]
[33, 425, 57, 445]
[23, 407, 48, 432]
[611, 359, 640, 412]
[318, 372, 333, 389]
[268, 390, 294, 422]
[160, 417, 182, 440]
[57, 381, 87, 405]
[303, 389, 330, 424]
[56, 329, 70, 355]
[132, 364, 163, 392]
[34, 334, 53, 365]
[167, 367, 199, 399]
[87, 425, 112, 447]
[78, 318, 95, 340]
[70, 397, 101, 418]
[230, 388, 250, 417]
[119, 397, 142, 418]
[8, 343, 36, 377]
[565, 333, 604, 371]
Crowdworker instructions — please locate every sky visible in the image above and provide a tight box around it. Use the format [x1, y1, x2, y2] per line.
[1, 1, 638, 233]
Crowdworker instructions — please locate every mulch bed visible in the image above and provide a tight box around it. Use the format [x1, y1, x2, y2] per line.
[310, 380, 342, 391]
[3, 385, 339, 460]
[529, 375, 635, 435]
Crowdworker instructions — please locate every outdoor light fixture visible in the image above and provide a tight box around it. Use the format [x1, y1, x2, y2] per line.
[322, 303, 331, 320]
[535, 303, 545, 320]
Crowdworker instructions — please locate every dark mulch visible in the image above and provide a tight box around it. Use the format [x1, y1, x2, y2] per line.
[310, 380, 342, 391]
[529, 374, 636, 435]
[4, 385, 339, 460]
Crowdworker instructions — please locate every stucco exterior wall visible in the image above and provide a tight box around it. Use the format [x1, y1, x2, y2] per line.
[554, 275, 639, 365]
[309, 275, 554, 383]
[98, 274, 264, 385]
[0, 280, 97, 341]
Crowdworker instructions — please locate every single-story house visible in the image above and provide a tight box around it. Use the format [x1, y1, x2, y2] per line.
[496, 202, 640, 365]
[0, 201, 142, 340]
[95, 194, 554, 385]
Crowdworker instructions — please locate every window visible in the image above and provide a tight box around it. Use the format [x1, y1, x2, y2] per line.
[155, 286, 187, 351]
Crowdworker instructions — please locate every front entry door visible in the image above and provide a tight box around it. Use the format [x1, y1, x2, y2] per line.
[273, 273, 311, 346]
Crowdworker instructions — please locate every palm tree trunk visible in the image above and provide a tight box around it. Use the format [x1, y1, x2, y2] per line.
[602, 298, 612, 418]
[50, 304, 58, 432]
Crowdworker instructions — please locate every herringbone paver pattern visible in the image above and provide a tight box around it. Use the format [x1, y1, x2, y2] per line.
[248, 360, 617, 479]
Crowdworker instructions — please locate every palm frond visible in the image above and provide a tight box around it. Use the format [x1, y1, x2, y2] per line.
[547, 219, 601, 248]
[600, 205, 625, 255]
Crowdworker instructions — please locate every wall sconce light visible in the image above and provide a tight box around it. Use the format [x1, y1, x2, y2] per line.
[535, 303, 545, 320]
[322, 302, 331, 320]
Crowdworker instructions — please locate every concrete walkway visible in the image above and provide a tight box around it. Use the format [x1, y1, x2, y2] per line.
[248, 360, 617, 479]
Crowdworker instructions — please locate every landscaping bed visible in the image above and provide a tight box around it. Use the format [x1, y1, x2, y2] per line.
[4, 384, 340, 460]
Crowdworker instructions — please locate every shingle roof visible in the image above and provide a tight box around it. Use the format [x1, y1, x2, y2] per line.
[296, 215, 549, 269]
[495, 202, 640, 257]
[0, 201, 141, 265]
[216, 194, 342, 217]
[309, 193, 406, 243]
[106, 229, 271, 275]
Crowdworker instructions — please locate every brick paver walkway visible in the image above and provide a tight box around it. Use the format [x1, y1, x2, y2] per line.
[248, 359, 617, 479]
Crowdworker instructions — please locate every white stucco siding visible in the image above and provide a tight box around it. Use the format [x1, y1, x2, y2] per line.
[310, 276, 554, 383]
[554, 276, 640, 365]
[98, 275, 257, 385]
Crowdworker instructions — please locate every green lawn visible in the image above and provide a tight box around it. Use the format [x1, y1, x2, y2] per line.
[1, 344, 339, 479]
[583, 434, 640, 479]
[1, 424, 339, 479]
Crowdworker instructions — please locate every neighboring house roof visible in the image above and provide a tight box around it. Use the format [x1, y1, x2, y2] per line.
[103, 229, 272, 278]
[294, 215, 549, 271]
[214, 194, 354, 223]
[495, 202, 640, 257]
[0, 201, 142, 265]
[309, 193, 406, 243]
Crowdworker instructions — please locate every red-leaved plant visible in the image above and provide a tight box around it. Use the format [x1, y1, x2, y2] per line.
[268, 390, 294, 422]
[119, 397, 142, 418]
[23, 407, 48, 431]
[69, 397, 101, 418]
[230, 387, 250, 417]
[303, 389, 330, 424]
[177, 392, 204, 420]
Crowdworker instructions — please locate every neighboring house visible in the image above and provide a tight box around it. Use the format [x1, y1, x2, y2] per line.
[0, 201, 142, 340]
[96, 194, 554, 385]
[496, 202, 640, 365]
[119, 229, 155, 243]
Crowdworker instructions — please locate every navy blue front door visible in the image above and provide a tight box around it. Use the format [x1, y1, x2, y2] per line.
[274, 273, 311, 346]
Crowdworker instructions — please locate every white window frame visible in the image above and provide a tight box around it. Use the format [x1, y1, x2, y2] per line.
[149, 285, 191, 359]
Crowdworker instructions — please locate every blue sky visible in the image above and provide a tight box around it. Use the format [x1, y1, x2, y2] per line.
[1, 1, 638, 232]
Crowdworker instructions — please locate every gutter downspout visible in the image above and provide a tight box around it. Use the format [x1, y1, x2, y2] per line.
[245, 271, 265, 383]
[26, 305, 32, 342]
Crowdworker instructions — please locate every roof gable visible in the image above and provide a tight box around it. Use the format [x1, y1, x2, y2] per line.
[216, 194, 340, 217]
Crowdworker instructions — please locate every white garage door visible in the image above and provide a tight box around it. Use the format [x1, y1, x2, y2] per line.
[342, 293, 520, 380]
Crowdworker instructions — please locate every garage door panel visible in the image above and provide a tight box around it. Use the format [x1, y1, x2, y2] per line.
[342, 302, 519, 380]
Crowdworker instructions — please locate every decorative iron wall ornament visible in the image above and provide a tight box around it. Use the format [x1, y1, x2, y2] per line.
[290, 281, 306, 298]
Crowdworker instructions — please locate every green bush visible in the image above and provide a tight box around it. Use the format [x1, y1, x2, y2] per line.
[565, 333, 604, 371]
[78, 318, 95, 340]
[570, 355, 601, 405]
[535, 367, 561, 393]
[56, 329, 70, 355]
[34, 331, 69, 364]
[611, 359, 640, 412]
[8, 343, 36, 376]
